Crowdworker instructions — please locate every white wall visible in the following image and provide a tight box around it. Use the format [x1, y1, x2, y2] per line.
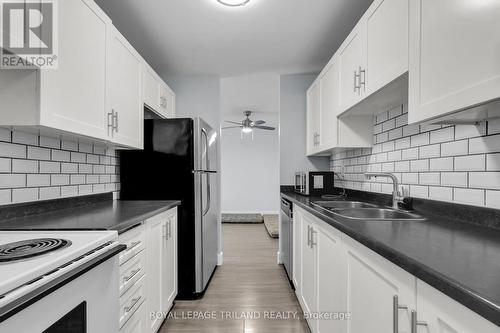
[220, 73, 280, 214]
[279, 73, 330, 185]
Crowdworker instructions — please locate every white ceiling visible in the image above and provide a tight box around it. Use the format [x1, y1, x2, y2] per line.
[95, 0, 373, 78]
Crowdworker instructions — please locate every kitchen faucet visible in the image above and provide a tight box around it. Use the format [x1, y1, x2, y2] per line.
[333, 171, 346, 197]
[364, 172, 404, 209]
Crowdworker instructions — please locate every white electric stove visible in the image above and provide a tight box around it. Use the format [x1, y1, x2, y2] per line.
[0, 230, 124, 333]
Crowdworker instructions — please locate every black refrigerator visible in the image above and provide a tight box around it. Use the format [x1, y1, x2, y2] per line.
[120, 118, 219, 299]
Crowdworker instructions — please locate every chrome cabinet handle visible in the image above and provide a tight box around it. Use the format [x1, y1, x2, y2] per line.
[107, 111, 114, 136]
[310, 228, 317, 247]
[114, 111, 119, 132]
[124, 296, 141, 313]
[354, 69, 360, 93]
[123, 268, 141, 283]
[359, 66, 366, 91]
[127, 240, 141, 250]
[393, 295, 408, 333]
[411, 310, 428, 333]
[307, 225, 311, 247]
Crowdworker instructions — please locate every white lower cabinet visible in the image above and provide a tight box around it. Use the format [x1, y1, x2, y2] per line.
[292, 206, 499, 333]
[343, 235, 415, 333]
[415, 280, 499, 333]
[118, 208, 178, 333]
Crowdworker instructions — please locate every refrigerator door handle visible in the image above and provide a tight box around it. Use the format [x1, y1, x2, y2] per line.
[201, 128, 211, 217]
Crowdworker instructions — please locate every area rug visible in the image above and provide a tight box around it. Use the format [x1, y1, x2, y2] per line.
[263, 214, 279, 238]
[221, 213, 263, 223]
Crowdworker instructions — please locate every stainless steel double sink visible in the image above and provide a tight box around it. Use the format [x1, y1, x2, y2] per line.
[311, 201, 425, 221]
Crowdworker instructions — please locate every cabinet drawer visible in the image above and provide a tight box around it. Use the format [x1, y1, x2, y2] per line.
[120, 301, 147, 333]
[119, 250, 146, 296]
[118, 225, 146, 266]
[120, 275, 146, 328]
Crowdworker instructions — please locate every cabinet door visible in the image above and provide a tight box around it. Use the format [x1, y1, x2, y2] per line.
[292, 208, 303, 290]
[106, 27, 143, 149]
[343, 236, 415, 333]
[319, 56, 339, 150]
[143, 65, 161, 114]
[317, 225, 346, 333]
[415, 280, 499, 333]
[162, 211, 177, 312]
[306, 81, 320, 156]
[365, 0, 408, 96]
[338, 22, 365, 113]
[39, 0, 108, 139]
[300, 214, 317, 331]
[146, 216, 165, 333]
[408, 0, 500, 123]
[159, 84, 175, 119]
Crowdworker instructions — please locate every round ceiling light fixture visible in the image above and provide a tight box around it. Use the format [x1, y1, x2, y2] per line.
[217, 0, 250, 7]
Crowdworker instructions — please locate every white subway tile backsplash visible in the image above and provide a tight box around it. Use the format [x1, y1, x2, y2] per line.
[27, 174, 50, 187]
[0, 174, 25, 189]
[39, 161, 60, 174]
[0, 129, 119, 206]
[12, 131, 38, 146]
[12, 159, 38, 173]
[39, 187, 61, 200]
[441, 172, 468, 188]
[419, 173, 440, 186]
[441, 140, 468, 157]
[12, 188, 38, 203]
[455, 155, 485, 172]
[486, 153, 500, 171]
[388, 105, 403, 119]
[486, 190, 500, 209]
[430, 127, 454, 144]
[0, 142, 26, 158]
[411, 133, 430, 147]
[0, 158, 11, 172]
[39, 136, 60, 149]
[429, 187, 453, 201]
[469, 135, 500, 154]
[51, 150, 70, 162]
[419, 144, 440, 158]
[330, 104, 500, 208]
[27, 146, 50, 160]
[469, 172, 500, 190]
[430, 158, 454, 171]
[453, 188, 485, 206]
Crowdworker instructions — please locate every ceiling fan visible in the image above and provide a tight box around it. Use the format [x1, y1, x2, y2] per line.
[223, 111, 276, 133]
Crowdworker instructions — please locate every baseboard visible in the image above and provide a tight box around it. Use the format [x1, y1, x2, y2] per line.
[217, 251, 224, 266]
[277, 251, 282, 264]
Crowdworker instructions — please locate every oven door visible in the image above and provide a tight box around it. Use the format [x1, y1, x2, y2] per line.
[0, 257, 119, 333]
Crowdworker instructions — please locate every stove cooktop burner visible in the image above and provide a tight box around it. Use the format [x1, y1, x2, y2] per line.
[0, 238, 72, 263]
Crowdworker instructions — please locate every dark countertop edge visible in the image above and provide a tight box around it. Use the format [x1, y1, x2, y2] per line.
[281, 192, 500, 327]
[0, 201, 182, 235]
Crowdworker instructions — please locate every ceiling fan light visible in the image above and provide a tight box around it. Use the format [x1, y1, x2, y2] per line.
[216, 0, 250, 7]
[242, 127, 253, 133]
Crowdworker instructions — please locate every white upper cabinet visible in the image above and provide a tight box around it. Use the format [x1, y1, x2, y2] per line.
[319, 57, 340, 150]
[143, 63, 176, 119]
[0, 0, 110, 140]
[106, 26, 143, 149]
[306, 81, 321, 156]
[338, 22, 366, 113]
[364, 0, 408, 96]
[408, 0, 500, 124]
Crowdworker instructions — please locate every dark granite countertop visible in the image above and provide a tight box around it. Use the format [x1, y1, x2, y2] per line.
[0, 199, 180, 234]
[281, 191, 500, 327]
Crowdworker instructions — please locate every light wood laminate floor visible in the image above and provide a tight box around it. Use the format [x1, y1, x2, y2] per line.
[160, 224, 310, 333]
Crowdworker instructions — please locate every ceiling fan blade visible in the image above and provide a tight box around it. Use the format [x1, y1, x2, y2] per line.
[253, 120, 266, 125]
[225, 120, 242, 125]
[253, 125, 276, 131]
[222, 126, 243, 129]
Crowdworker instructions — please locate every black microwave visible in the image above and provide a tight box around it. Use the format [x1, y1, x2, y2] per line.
[294, 171, 336, 196]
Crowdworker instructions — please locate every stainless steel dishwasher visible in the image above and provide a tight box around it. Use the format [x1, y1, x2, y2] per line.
[280, 197, 293, 284]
